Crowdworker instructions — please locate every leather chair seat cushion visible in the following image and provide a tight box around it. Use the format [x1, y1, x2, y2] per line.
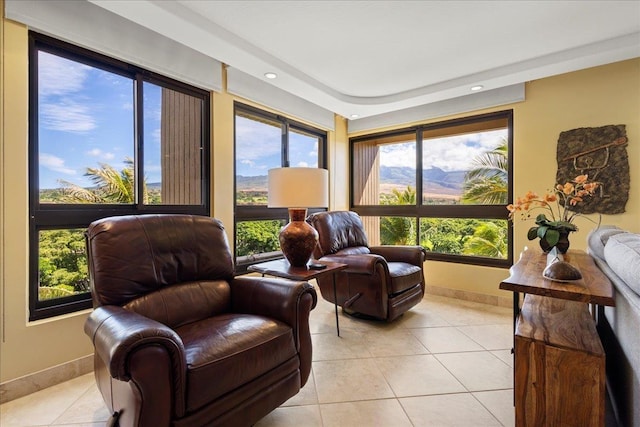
[387, 262, 423, 295]
[177, 314, 297, 412]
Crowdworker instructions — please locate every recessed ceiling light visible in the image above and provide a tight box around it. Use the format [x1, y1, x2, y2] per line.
[350, 114, 359, 119]
[264, 72, 277, 79]
[471, 85, 484, 91]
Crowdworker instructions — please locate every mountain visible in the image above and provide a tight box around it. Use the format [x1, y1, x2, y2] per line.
[380, 166, 465, 191]
[237, 166, 466, 193]
[237, 175, 268, 190]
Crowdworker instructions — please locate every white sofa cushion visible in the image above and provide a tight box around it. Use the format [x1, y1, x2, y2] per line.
[604, 232, 640, 296]
[587, 225, 626, 260]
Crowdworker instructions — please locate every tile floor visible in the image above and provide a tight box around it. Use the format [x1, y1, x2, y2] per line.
[0, 292, 515, 427]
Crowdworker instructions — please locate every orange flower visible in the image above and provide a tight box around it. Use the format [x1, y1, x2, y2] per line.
[561, 183, 574, 195]
[584, 182, 598, 193]
[574, 174, 588, 184]
[508, 174, 599, 229]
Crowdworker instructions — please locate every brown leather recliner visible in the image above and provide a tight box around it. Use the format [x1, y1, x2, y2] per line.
[84, 214, 317, 427]
[307, 211, 426, 322]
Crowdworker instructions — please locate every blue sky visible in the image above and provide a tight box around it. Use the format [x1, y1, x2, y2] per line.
[235, 116, 319, 177]
[38, 51, 162, 190]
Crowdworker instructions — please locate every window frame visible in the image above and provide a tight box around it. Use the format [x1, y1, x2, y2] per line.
[350, 110, 513, 268]
[28, 32, 211, 320]
[233, 102, 328, 272]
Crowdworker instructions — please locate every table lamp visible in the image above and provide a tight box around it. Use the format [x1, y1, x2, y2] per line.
[268, 167, 329, 267]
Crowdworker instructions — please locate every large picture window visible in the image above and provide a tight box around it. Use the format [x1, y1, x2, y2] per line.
[234, 103, 327, 271]
[29, 33, 210, 320]
[351, 111, 513, 267]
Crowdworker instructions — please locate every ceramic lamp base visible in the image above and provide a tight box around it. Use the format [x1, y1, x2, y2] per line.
[279, 208, 318, 267]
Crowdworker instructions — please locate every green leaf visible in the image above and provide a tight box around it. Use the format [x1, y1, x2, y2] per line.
[545, 228, 560, 246]
[535, 213, 549, 223]
[527, 227, 538, 240]
[536, 225, 549, 239]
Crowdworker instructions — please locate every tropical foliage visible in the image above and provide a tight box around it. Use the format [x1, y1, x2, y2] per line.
[58, 158, 139, 203]
[39, 158, 149, 300]
[461, 139, 508, 205]
[379, 139, 509, 259]
[380, 186, 417, 245]
[38, 229, 88, 300]
[236, 220, 283, 257]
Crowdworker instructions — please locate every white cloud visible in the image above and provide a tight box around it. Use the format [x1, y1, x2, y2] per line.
[38, 52, 91, 97]
[380, 130, 506, 171]
[379, 143, 416, 167]
[86, 148, 115, 160]
[241, 159, 255, 167]
[39, 153, 76, 175]
[40, 100, 96, 133]
[296, 161, 309, 167]
[235, 116, 281, 161]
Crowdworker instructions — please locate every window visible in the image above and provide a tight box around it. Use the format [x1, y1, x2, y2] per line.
[29, 33, 210, 320]
[234, 103, 327, 271]
[351, 111, 513, 267]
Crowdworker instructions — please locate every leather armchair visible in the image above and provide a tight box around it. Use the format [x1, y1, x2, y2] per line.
[84, 214, 317, 427]
[307, 211, 426, 322]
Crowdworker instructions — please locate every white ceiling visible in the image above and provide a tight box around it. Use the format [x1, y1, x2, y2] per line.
[91, 0, 640, 120]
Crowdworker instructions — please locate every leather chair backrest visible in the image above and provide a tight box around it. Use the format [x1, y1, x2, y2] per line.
[307, 211, 370, 258]
[86, 214, 234, 308]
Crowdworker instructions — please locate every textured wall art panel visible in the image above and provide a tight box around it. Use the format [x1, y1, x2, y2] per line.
[556, 125, 629, 214]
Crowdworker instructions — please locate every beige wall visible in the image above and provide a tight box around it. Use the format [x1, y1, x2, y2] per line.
[349, 58, 640, 299]
[1, 17, 96, 384]
[1, 6, 638, 385]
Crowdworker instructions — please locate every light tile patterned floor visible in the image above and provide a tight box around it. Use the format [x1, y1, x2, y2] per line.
[0, 292, 514, 427]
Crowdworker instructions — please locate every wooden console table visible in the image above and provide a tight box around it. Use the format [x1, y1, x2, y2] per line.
[500, 248, 615, 427]
[248, 259, 347, 336]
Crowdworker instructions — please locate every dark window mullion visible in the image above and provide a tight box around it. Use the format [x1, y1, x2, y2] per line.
[135, 76, 144, 207]
[282, 121, 290, 167]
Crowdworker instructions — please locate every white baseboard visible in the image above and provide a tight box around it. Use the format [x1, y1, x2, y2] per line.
[425, 285, 512, 308]
[0, 354, 93, 404]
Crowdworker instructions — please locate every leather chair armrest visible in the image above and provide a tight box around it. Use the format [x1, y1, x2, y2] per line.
[369, 245, 426, 266]
[230, 276, 317, 326]
[319, 253, 386, 275]
[84, 306, 187, 382]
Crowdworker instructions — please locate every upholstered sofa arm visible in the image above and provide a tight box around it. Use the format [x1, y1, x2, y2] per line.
[230, 276, 317, 325]
[320, 253, 387, 275]
[370, 245, 426, 266]
[84, 306, 187, 382]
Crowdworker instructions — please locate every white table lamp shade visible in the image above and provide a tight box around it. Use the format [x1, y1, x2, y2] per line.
[268, 168, 329, 208]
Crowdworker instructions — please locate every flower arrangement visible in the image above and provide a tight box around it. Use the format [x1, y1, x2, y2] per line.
[507, 174, 600, 252]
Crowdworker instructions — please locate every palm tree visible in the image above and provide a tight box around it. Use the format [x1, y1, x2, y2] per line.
[58, 158, 147, 203]
[461, 139, 508, 204]
[380, 186, 416, 244]
[462, 222, 507, 258]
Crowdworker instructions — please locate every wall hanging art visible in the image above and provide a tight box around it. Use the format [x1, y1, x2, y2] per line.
[555, 125, 629, 214]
